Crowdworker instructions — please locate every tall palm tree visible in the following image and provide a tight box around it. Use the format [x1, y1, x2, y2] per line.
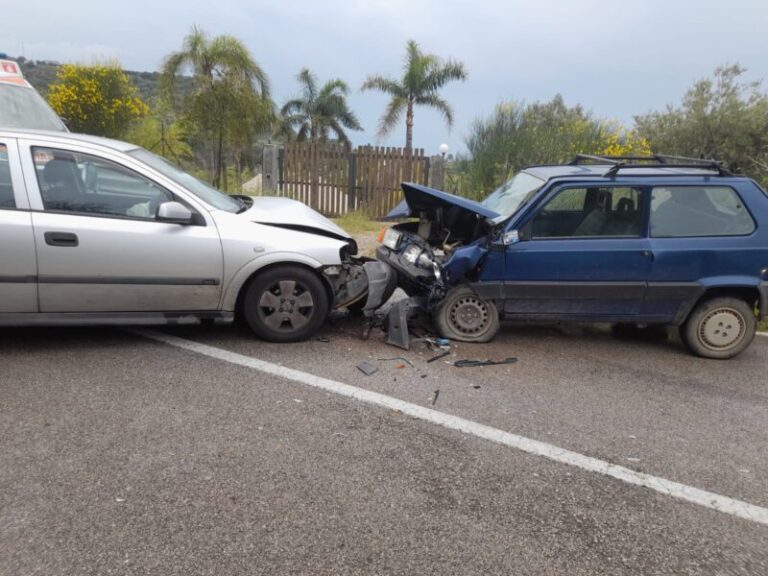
[280, 69, 362, 146]
[362, 40, 467, 152]
[161, 26, 271, 189]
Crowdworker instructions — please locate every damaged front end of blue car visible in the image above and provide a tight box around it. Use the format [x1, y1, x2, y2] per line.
[374, 182, 502, 346]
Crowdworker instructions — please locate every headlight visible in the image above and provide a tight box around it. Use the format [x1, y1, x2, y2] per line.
[381, 228, 402, 250]
[417, 252, 433, 268]
[403, 244, 422, 264]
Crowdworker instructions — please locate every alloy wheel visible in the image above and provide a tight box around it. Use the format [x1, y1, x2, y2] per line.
[257, 280, 315, 332]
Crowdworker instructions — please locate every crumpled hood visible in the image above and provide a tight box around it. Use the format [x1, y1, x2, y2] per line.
[385, 182, 501, 221]
[242, 196, 352, 240]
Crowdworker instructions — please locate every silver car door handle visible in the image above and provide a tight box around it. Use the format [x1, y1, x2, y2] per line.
[44, 232, 79, 247]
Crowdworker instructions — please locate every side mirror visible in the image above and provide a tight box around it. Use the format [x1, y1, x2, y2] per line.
[157, 201, 193, 224]
[503, 230, 520, 245]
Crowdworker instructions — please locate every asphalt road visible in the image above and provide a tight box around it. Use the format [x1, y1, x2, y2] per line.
[1, 316, 767, 575]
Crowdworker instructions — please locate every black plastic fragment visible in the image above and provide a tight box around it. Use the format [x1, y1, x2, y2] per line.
[454, 357, 517, 368]
[357, 361, 378, 376]
[427, 350, 451, 363]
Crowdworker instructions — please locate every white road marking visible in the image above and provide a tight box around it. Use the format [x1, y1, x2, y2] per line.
[136, 329, 768, 527]
[756, 332, 768, 338]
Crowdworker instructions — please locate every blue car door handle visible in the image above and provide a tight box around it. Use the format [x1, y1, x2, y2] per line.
[642, 250, 655, 261]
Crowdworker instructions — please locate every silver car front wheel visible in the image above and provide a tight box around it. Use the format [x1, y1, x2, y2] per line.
[243, 265, 329, 342]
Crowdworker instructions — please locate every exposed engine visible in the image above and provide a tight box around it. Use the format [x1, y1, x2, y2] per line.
[381, 207, 494, 301]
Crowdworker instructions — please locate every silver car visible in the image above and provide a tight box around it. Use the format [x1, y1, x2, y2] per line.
[0, 129, 392, 341]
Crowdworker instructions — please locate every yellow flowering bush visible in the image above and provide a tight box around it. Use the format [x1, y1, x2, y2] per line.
[47, 64, 148, 137]
[596, 122, 653, 157]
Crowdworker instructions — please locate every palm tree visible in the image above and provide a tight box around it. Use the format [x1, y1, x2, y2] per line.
[362, 40, 467, 152]
[280, 69, 362, 146]
[161, 26, 271, 189]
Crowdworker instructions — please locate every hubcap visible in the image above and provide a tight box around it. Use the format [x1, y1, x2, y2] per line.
[449, 296, 490, 335]
[257, 280, 315, 332]
[699, 308, 746, 351]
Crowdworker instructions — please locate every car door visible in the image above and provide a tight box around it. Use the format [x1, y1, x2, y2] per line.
[502, 185, 652, 317]
[0, 138, 38, 312]
[20, 141, 224, 313]
[642, 184, 759, 320]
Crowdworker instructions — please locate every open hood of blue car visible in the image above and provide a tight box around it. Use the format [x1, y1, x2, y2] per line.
[385, 182, 501, 221]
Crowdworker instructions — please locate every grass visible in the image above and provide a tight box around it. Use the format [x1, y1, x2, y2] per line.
[759, 319, 768, 332]
[333, 211, 387, 235]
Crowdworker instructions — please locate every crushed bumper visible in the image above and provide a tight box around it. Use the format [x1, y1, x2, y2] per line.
[375, 245, 439, 297]
[361, 260, 398, 312]
[327, 259, 397, 312]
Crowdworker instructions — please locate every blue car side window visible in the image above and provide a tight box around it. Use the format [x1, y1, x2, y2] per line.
[650, 186, 755, 237]
[530, 186, 644, 239]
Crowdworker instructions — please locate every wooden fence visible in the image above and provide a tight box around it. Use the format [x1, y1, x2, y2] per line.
[272, 142, 434, 219]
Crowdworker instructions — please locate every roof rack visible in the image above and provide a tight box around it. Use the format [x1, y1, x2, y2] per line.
[568, 154, 732, 177]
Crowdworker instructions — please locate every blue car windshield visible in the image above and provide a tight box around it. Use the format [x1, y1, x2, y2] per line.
[482, 171, 544, 219]
[128, 148, 242, 213]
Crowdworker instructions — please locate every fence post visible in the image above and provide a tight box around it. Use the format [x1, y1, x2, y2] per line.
[262, 144, 280, 193]
[347, 150, 357, 213]
[428, 155, 446, 190]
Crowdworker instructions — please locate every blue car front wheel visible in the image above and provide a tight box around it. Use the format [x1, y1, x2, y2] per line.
[434, 287, 500, 343]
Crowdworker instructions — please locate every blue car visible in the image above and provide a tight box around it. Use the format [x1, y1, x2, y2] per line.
[376, 155, 768, 359]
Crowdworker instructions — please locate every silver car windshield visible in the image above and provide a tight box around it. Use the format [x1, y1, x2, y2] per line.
[482, 171, 544, 220]
[0, 84, 67, 131]
[128, 148, 242, 213]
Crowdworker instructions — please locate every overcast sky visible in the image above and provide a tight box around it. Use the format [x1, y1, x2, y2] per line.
[2, 0, 767, 154]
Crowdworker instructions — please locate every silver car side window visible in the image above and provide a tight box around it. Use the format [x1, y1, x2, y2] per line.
[32, 146, 173, 220]
[0, 144, 15, 209]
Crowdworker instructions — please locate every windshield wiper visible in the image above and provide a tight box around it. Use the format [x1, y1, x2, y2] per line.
[235, 197, 249, 214]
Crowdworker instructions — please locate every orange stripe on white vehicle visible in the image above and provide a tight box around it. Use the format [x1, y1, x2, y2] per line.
[0, 59, 32, 87]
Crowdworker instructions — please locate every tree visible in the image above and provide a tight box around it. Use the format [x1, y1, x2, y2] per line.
[124, 109, 193, 165]
[279, 69, 362, 145]
[462, 96, 651, 198]
[161, 26, 272, 190]
[362, 40, 467, 152]
[635, 64, 768, 186]
[47, 63, 148, 138]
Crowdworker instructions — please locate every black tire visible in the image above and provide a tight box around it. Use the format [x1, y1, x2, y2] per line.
[242, 265, 330, 342]
[680, 296, 756, 359]
[433, 286, 500, 343]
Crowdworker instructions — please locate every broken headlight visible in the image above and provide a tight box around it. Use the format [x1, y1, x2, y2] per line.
[417, 252, 434, 269]
[403, 244, 435, 270]
[381, 228, 402, 250]
[403, 244, 422, 264]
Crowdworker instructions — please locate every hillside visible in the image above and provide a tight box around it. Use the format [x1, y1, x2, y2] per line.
[10, 56, 193, 103]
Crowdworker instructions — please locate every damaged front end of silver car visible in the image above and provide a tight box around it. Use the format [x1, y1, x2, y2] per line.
[323, 257, 397, 314]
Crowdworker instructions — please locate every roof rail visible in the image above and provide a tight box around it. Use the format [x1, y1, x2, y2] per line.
[568, 154, 732, 177]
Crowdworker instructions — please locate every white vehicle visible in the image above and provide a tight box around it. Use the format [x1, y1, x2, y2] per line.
[0, 129, 393, 341]
[0, 58, 67, 132]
